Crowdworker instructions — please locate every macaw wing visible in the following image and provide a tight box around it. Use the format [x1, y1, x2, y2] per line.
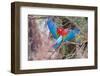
[63, 28, 80, 42]
[63, 30, 75, 42]
[53, 36, 62, 49]
[47, 18, 58, 39]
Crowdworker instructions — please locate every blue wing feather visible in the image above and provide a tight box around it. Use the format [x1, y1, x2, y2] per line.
[63, 28, 80, 42]
[47, 18, 58, 39]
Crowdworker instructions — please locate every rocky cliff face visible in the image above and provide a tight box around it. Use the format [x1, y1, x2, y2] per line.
[28, 15, 60, 60]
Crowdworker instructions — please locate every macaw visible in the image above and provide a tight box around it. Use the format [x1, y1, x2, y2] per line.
[47, 18, 80, 49]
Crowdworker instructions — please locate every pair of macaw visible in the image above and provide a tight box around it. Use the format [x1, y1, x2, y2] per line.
[47, 18, 80, 49]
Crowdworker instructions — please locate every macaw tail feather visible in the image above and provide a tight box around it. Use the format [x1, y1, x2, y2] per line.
[53, 36, 62, 49]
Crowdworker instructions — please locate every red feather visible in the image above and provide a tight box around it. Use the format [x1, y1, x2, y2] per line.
[57, 27, 69, 36]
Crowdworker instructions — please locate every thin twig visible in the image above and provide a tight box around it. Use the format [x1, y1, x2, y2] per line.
[63, 41, 80, 45]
